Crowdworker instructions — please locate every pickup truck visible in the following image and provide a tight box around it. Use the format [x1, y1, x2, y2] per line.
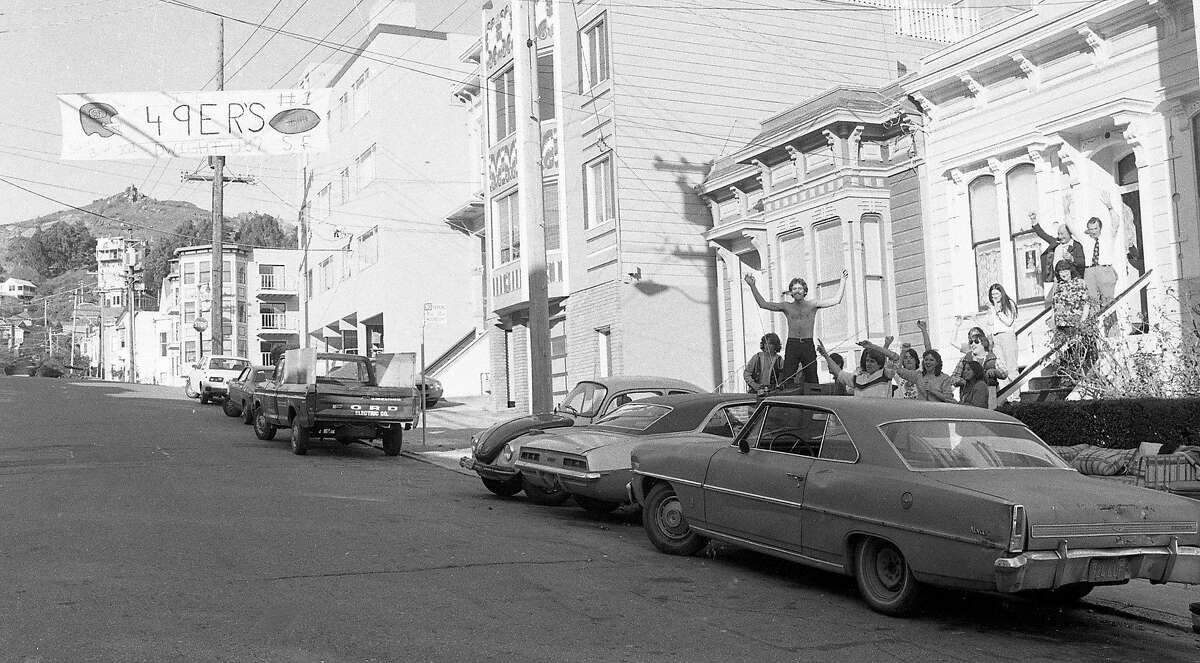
[250, 349, 419, 456]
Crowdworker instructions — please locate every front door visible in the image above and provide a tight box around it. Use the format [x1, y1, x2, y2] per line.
[1117, 153, 1148, 332]
[701, 403, 826, 552]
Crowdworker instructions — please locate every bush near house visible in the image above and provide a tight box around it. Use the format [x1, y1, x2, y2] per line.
[999, 399, 1200, 450]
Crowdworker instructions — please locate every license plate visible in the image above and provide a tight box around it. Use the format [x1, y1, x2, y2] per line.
[1086, 557, 1130, 583]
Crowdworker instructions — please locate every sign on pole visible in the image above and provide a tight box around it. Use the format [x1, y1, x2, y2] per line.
[423, 302, 447, 327]
[58, 88, 332, 160]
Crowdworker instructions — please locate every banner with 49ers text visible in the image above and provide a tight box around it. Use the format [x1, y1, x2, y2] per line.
[58, 88, 331, 160]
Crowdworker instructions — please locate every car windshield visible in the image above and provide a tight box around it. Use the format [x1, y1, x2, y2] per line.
[210, 358, 249, 371]
[557, 382, 607, 416]
[593, 403, 673, 431]
[880, 420, 1071, 470]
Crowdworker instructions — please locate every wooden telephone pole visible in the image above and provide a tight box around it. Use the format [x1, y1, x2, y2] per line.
[181, 18, 254, 356]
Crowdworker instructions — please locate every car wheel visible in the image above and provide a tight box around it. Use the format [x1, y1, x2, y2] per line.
[290, 420, 310, 455]
[241, 401, 254, 425]
[481, 476, 523, 497]
[643, 483, 708, 556]
[222, 397, 241, 418]
[199, 391, 210, 404]
[381, 427, 403, 456]
[522, 477, 570, 506]
[574, 495, 620, 514]
[184, 381, 199, 399]
[854, 538, 924, 616]
[253, 407, 277, 441]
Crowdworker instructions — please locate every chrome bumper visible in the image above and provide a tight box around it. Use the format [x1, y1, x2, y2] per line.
[994, 538, 1200, 592]
[459, 456, 519, 482]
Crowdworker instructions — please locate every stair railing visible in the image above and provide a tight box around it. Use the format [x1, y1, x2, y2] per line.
[996, 268, 1155, 403]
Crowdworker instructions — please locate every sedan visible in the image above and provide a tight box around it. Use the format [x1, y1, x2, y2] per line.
[515, 393, 757, 514]
[222, 365, 275, 423]
[630, 396, 1200, 616]
[460, 376, 703, 504]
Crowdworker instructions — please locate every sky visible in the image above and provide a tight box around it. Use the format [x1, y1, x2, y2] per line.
[0, 0, 476, 225]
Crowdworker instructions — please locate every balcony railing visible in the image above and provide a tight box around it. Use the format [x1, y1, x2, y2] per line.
[260, 312, 296, 331]
[259, 274, 295, 292]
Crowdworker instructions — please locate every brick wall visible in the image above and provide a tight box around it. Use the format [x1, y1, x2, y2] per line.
[565, 281, 622, 381]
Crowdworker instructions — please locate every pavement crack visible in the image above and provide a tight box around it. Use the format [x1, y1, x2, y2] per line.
[252, 557, 594, 582]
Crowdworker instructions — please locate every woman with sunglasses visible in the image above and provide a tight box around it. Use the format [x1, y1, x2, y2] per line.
[950, 327, 1008, 408]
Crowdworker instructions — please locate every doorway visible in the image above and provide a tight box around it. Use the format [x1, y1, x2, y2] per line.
[1116, 153, 1148, 333]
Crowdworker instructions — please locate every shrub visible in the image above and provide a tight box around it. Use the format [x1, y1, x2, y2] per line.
[999, 398, 1200, 449]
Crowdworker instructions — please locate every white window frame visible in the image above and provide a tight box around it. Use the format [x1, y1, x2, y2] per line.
[493, 191, 520, 265]
[581, 15, 610, 90]
[352, 69, 370, 122]
[491, 66, 517, 142]
[355, 144, 377, 192]
[584, 154, 616, 229]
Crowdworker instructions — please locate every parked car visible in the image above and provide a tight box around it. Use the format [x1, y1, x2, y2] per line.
[515, 393, 757, 514]
[630, 397, 1200, 616]
[186, 355, 251, 404]
[460, 376, 704, 503]
[251, 350, 418, 456]
[222, 365, 275, 422]
[418, 376, 443, 408]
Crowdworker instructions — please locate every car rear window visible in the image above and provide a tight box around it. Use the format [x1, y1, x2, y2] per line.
[880, 420, 1070, 470]
[210, 359, 249, 371]
[317, 358, 372, 385]
[593, 403, 673, 431]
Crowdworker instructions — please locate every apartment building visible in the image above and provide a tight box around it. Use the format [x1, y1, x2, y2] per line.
[297, 1, 486, 391]
[469, 0, 957, 409]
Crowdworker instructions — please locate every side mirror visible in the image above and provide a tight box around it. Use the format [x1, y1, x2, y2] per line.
[738, 437, 750, 454]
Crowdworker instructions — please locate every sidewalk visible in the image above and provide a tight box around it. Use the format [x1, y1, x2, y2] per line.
[403, 394, 1200, 632]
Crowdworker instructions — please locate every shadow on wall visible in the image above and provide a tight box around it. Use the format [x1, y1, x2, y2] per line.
[651, 155, 715, 229]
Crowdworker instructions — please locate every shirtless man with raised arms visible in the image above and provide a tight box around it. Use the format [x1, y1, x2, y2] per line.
[744, 270, 848, 386]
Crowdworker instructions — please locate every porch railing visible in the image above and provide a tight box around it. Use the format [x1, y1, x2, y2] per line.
[996, 269, 1155, 402]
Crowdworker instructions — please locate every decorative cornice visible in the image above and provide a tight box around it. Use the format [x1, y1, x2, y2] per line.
[909, 92, 938, 120]
[948, 168, 965, 186]
[1077, 23, 1109, 61]
[958, 72, 985, 98]
[1010, 52, 1039, 91]
[987, 157, 1003, 176]
[1146, 0, 1178, 37]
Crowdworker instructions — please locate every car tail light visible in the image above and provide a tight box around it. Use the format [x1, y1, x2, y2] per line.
[563, 457, 587, 470]
[1008, 505, 1027, 554]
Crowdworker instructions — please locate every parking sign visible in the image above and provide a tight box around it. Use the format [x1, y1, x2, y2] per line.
[423, 303, 447, 327]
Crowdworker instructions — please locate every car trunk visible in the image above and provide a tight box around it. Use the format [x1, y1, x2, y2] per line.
[314, 384, 417, 421]
[931, 470, 1200, 550]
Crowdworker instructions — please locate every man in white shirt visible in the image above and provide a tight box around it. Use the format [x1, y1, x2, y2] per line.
[1069, 194, 1121, 333]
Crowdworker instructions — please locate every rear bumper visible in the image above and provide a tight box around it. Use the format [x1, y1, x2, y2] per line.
[460, 456, 519, 482]
[202, 383, 229, 394]
[994, 538, 1200, 592]
[513, 463, 632, 503]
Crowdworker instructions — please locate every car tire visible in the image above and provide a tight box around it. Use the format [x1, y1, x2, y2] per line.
[854, 537, 924, 616]
[290, 420, 310, 455]
[253, 407, 277, 441]
[199, 391, 210, 404]
[522, 477, 570, 506]
[241, 401, 254, 425]
[222, 397, 241, 418]
[481, 476, 523, 497]
[184, 381, 199, 399]
[574, 495, 620, 514]
[643, 483, 708, 556]
[381, 427, 403, 456]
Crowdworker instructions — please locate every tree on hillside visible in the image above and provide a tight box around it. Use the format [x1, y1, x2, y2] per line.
[13, 221, 96, 278]
[234, 212, 298, 249]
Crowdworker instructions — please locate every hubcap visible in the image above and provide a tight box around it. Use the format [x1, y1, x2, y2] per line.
[875, 547, 904, 591]
[657, 496, 688, 539]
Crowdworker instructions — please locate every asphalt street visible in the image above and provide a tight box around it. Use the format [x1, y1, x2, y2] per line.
[2, 377, 1199, 663]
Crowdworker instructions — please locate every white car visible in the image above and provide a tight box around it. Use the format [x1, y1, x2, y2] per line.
[186, 355, 251, 404]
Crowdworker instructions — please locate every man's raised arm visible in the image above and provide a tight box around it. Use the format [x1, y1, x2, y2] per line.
[744, 274, 784, 312]
[814, 269, 850, 308]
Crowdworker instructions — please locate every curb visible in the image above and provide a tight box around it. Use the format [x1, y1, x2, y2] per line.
[401, 449, 476, 477]
[1082, 597, 1193, 633]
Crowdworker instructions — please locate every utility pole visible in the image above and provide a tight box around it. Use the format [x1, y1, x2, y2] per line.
[69, 284, 79, 371]
[298, 165, 313, 349]
[43, 298, 49, 359]
[514, 0, 552, 411]
[181, 18, 255, 356]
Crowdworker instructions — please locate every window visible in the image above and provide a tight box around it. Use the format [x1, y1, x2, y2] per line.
[159, 332, 168, 357]
[352, 69, 370, 121]
[237, 263, 246, 285]
[199, 261, 211, 287]
[584, 154, 615, 228]
[183, 301, 195, 323]
[860, 214, 887, 337]
[543, 181, 560, 251]
[593, 403, 672, 430]
[359, 227, 379, 268]
[341, 241, 353, 279]
[968, 176, 1001, 309]
[339, 168, 351, 204]
[182, 262, 196, 285]
[813, 221, 848, 342]
[494, 191, 520, 264]
[880, 420, 1068, 470]
[184, 340, 196, 363]
[701, 404, 756, 438]
[559, 381, 607, 417]
[222, 260, 232, 286]
[1005, 164, 1041, 303]
[491, 67, 517, 141]
[596, 327, 611, 377]
[336, 92, 349, 130]
[581, 16, 610, 89]
[356, 144, 377, 191]
[315, 184, 331, 219]
[744, 404, 828, 457]
[319, 257, 333, 291]
[537, 52, 555, 121]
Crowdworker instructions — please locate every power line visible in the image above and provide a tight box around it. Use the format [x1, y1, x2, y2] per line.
[227, 0, 314, 83]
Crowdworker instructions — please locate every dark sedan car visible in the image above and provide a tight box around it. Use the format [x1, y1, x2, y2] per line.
[515, 393, 757, 513]
[222, 365, 275, 423]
